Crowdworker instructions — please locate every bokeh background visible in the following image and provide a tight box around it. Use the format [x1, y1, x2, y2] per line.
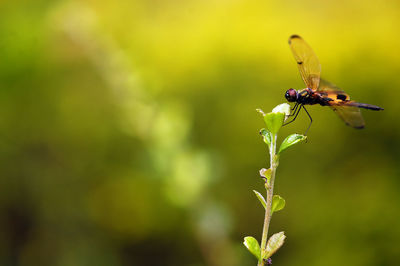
[1, 0, 399, 265]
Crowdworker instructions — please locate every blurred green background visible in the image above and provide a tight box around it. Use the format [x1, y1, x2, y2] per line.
[1, 0, 399, 265]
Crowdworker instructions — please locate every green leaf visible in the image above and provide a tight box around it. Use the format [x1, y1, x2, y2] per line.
[260, 168, 272, 189]
[271, 195, 285, 213]
[263, 112, 285, 135]
[253, 190, 267, 210]
[262, 103, 291, 135]
[278, 134, 307, 154]
[259, 128, 272, 148]
[259, 168, 271, 181]
[263, 231, 286, 259]
[243, 236, 261, 261]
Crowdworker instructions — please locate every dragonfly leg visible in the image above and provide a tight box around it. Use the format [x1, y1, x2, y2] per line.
[302, 105, 313, 135]
[286, 103, 299, 118]
[283, 104, 302, 126]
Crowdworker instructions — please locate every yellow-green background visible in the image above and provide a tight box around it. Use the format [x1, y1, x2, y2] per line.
[1, 0, 399, 265]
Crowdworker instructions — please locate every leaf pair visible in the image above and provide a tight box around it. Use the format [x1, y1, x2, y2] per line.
[253, 190, 285, 213]
[259, 103, 307, 153]
[243, 232, 286, 262]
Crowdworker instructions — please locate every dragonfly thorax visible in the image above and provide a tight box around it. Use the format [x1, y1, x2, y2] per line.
[296, 88, 316, 105]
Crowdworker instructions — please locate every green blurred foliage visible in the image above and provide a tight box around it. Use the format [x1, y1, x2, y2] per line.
[0, 0, 399, 265]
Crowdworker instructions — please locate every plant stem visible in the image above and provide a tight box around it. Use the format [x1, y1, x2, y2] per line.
[258, 133, 278, 266]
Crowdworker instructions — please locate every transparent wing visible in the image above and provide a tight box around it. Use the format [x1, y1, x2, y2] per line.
[288, 35, 321, 91]
[317, 79, 365, 128]
[329, 105, 365, 129]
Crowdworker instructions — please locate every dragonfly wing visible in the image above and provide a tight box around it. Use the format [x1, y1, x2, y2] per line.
[317, 79, 365, 128]
[319, 79, 383, 111]
[288, 35, 321, 91]
[317, 78, 351, 101]
[329, 105, 365, 129]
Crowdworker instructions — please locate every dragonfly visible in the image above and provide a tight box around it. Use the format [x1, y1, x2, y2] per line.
[284, 35, 383, 134]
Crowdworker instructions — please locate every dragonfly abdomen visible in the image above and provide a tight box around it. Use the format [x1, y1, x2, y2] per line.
[345, 102, 384, 110]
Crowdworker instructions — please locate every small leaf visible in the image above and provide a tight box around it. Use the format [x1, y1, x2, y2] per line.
[253, 190, 267, 210]
[259, 128, 272, 148]
[243, 236, 261, 261]
[262, 103, 291, 135]
[278, 134, 307, 154]
[260, 168, 272, 188]
[259, 168, 271, 181]
[263, 231, 286, 259]
[263, 112, 285, 135]
[258, 104, 291, 136]
[271, 195, 285, 213]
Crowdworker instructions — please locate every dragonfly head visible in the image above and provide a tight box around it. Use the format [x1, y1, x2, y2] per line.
[285, 88, 297, 102]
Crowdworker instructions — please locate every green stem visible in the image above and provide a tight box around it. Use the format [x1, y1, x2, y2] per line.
[258, 133, 279, 266]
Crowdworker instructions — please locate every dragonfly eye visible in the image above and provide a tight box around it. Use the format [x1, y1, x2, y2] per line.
[285, 88, 297, 102]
